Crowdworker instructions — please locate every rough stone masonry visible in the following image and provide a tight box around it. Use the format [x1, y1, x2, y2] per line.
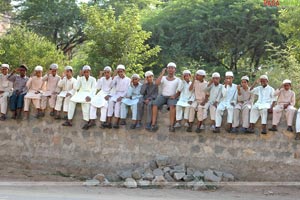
[0, 105, 300, 181]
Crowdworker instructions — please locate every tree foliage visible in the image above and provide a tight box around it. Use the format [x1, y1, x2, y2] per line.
[16, 0, 85, 56]
[0, 26, 65, 73]
[143, 0, 284, 74]
[81, 5, 161, 76]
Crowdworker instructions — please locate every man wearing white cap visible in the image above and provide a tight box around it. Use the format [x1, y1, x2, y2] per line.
[213, 71, 238, 133]
[62, 65, 97, 128]
[24, 66, 45, 119]
[206, 72, 223, 130]
[186, 69, 208, 133]
[106, 64, 131, 129]
[269, 79, 296, 132]
[0, 64, 13, 120]
[84, 66, 113, 129]
[231, 76, 253, 133]
[173, 70, 193, 129]
[8, 64, 29, 119]
[150, 62, 181, 132]
[120, 74, 143, 129]
[54, 66, 77, 120]
[41, 63, 60, 117]
[247, 75, 275, 134]
[137, 71, 158, 130]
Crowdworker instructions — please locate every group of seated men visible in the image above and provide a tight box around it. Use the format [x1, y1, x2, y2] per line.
[1, 62, 300, 140]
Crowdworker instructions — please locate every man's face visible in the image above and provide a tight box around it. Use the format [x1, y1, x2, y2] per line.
[83, 70, 90, 78]
[104, 70, 111, 79]
[1, 68, 8, 75]
[65, 70, 72, 78]
[19, 68, 27, 77]
[132, 78, 139, 85]
[51, 69, 57, 76]
[146, 75, 153, 83]
[284, 83, 291, 90]
[225, 76, 233, 85]
[260, 78, 268, 87]
[241, 80, 248, 87]
[196, 74, 204, 81]
[167, 66, 176, 75]
[183, 74, 191, 81]
[35, 70, 42, 77]
[117, 69, 125, 77]
[213, 77, 220, 84]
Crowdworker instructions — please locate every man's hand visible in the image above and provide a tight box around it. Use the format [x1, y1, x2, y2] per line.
[66, 93, 71, 97]
[170, 95, 176, 99]
[213, 101, 218, 108]
[200, 101, 205, 106]
[230, 102, 235, 106]
[188, 101, 193, 105]
[117, 97, 123, 102]
[237, 84, 241, 91]
[283, 104, 289, 109]
[104, 95, 110, 101]
[144, 99, 150, 105]
[0, 91, 5, 94]
[79, 70, 83, 77]
[161, 68, 167, 75]
[85, 96, 91, 102]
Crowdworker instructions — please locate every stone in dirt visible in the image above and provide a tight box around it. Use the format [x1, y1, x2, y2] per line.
[193, 170, 204, 179]
[83, 179, 100, 186]
[152, 175, 167, 186]
[163, 166, 171, 173]
[93, 173, 106, 183]
[173, 172, 185, 181]
[132, 170, 142, 180]
[222, 172, 235, 182]
[183, 175, 194, 182]
[137, 179, 151, 187]
[153, 168, 164, 176]
[173, 164, 186, 173]
[186, 168, 194, 175]
[204, 170, 222, 182]
[124, 178, 137, 188]
[164, 172, 175, 182]
[119, 170, 132, 180]
[143, 169, 154, 181]
[189, 180, 207, 191]
[155, 155, 169, 168]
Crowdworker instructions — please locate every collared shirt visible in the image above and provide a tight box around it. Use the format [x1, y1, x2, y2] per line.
[26, 76, 44, 93]
[76, 76, 97, 96]
[274, 88, 295, 106]
[219, 84, 238, 105]
[206, 83, 223, 104]
[251, 85, 275, 105]
[127, 82, 143, 100]
[0, 74, 13, 97]
[96, 77, 113, 94]
[177, 80, 194, 102]
[140, 82, 158, 100]
[111, 75, 131, 97]
[42, 74, 61, 96]
[7, 74, 29, 94]
[160, 76, 180, 96]
[192, 80, 207, 102]
[237, 87, 253, 104]
[57, 76, 77, 96]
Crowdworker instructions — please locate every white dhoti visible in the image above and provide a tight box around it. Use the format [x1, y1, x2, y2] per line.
[233, 103, 251, 128]
[120, 98, 139, 120]
[0, 94, 9, 114]
[176, 100, 191, 121]
[209, 104, 217, 121]
[89, 91, 109, 122]
[296, 109, 300, 133]
[215, 102, 234, 127]
[188, 101, 208, 122]
[68, 92, 91, 121]
[55, 91, 72, 112]
[249, 103, 270, 124]
[272, 104, 296, 126]
[24, 92, 41, 111]
[41, 91, 57, 109]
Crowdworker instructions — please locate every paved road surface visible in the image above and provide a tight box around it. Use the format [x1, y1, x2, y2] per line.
[0, 183, 299, 200]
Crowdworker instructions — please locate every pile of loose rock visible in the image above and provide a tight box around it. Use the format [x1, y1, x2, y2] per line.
[84, 155, 235, 190]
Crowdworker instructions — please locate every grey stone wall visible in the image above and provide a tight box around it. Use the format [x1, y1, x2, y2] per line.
[0, 106, 300, 181]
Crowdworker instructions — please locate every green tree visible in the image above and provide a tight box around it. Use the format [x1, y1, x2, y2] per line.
[16, 0, 85, 57]
[81, 5, 161, 76]
[143, 0, 284, 74]
[0, 26, 66, 73]
[0, 0, 12, 13]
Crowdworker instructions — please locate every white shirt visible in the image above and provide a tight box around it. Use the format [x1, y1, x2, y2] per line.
[206, 83, 223, 104]
[0, 74, 13, 97]
[177, 80, 194, 102]
[251, 85, 275, 109]
[160, 76, 180, 96]
[57, 77, 77, 97]
[219, 84, 238, 105]
[96, 77, 113, 94]
[110, 75, 131, 98]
